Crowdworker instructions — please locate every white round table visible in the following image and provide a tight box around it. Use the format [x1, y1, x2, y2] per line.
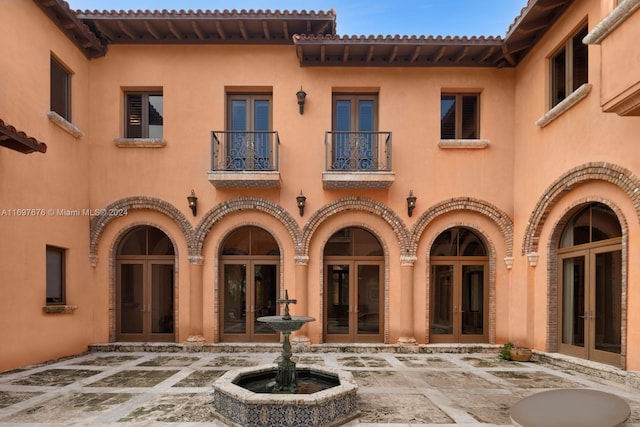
[510, 388, 630, 427]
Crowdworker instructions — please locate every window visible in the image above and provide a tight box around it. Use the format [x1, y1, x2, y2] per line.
[125, 92, 163, 138]
[332, 94, 378, 170]
[551, 25, 588, 107]
[440, 94, 479, 139]
[227, 93, 272, 170]
[50, 56, 71, 121]
[46, 246, 65, 304]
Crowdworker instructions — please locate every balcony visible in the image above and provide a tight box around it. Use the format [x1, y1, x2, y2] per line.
[323, 131, 395, 189]
[208, 131, 280, 188]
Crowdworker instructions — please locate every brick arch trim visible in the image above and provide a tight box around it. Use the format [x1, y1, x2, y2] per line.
[522, 162, 640, 255]
[193, 196, 300, 256]
[89, 196, 196, 263]
[410, 197, 514, 258]
[299, 196, 410, 256]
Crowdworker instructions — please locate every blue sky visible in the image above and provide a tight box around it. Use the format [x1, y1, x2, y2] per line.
[69, 0, 528, 37]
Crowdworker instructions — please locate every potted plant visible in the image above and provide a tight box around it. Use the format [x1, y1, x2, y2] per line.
[499, 342, 532, 362]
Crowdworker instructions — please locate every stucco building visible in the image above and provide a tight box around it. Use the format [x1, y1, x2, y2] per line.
[1, 0, 640, 373]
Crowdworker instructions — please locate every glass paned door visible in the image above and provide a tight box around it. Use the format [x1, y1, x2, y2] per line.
[117, 261, 174, 342]
[430, 261, 487, 343]
[324, 261, 383, 342]
[559, 246, 622, 365]
[332, 95, 377, 170]
[221, 261, 278, 342]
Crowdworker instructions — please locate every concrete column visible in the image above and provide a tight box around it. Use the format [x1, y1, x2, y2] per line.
[397, 255, 417, 345]
[292, 255, 310, 345]
[186, 255, 205, 344]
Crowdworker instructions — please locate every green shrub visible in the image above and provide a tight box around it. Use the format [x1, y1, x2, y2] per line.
[499, 342, 514, 360]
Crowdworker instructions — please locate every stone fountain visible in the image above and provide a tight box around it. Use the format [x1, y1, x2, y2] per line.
[212, 290, 359, 427]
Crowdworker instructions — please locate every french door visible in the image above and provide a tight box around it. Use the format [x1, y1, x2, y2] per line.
[559, 244, 622, 366]
[324, 261, 383, 343]
[220, 261, 279, 342]
[430, 260, 488, 343]
[116, 260, 175, 342]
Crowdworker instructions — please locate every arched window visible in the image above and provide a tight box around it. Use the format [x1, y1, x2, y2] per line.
[430, 227, 488, 343]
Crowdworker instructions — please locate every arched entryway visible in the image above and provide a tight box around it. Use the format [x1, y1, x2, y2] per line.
[116, 225, 176, 342]
[323, 227, 384, 343]
[219, 226, 280, 342]
[429, 227, 489, 343]
[557, 202, 623, 366]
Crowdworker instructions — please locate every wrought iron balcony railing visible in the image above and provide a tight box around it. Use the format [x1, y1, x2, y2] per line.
[324, 131, 392, 172]
[211, 131, 280, 171]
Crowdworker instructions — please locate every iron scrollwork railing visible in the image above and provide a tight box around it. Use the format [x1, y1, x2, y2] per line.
[325, 131, 392, 171]
[211, 131, 279, 171]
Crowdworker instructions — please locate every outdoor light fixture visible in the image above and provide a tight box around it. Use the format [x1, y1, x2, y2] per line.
[296, 87, 307, 115]
[406, 190, 417, 217]
[187, 190, 198, 216]
[296, 190, 306, 216]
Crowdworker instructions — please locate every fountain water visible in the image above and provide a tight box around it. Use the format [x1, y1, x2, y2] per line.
[212, 290, 359, 427]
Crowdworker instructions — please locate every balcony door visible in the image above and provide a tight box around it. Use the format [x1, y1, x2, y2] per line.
[116, 226, 175, 342]
[332, 94, 377, 170]
[228, 94, 272, 170]
[429, 228, 488, 343]
[220, 226, 279, 342]
[558, 203, 623, 367]
[324, 227, 384, 343]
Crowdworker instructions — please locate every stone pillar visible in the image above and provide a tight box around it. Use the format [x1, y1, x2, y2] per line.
[397, 255, 417, 345]
[186, 255, 205, 344]
[292, 255, 311, 346]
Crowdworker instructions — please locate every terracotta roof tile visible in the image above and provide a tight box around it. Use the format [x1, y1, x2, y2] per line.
[0, 119, 47, 154]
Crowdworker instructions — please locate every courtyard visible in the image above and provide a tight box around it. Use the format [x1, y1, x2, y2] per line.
[1, 346, 640, 426]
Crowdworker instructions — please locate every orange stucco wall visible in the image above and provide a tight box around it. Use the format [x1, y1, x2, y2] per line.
[2, 0, 640, 372]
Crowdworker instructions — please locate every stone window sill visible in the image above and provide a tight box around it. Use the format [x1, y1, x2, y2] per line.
[114, 138, 166, 148]
[42, 304, 78, 314]
[438, 139, 489, 149]
[583, 0, 640, 45]
[47, 111, 84, 139]
[535, 83, 592, 128]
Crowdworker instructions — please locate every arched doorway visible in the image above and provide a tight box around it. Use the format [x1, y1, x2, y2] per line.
[323, 227, 384, 343]
[558, 203, 622, 366]
[116, 226, 175, 342]
[429, 227, 488, 343]
[219, 226, 280, 342]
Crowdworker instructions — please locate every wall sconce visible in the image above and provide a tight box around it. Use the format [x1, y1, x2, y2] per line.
[296, 87, 307, 115]
[187, 190, 198, 216]
[406, 190, 417, 217]
[296, 190, 306, 216]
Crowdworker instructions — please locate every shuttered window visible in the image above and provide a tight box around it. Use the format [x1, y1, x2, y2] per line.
[125, 92, 163, 138]
[50, 57, 71, 121]
[551, 24, 588, 107]
[441, 93, 479, 139]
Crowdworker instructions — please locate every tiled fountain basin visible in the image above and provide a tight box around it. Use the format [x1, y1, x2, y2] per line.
[213, 364, 359, 427]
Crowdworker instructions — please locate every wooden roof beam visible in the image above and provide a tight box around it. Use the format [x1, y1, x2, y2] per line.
[215, 21, 226, 40]
[478, 46, 496, 63]
[410, 45, 421, 63]
[534, 0, 570, 13]
[239, 21, 248, 40]
[94, 21, 115, 41]
[501, 44, 517, 66]
[118, 21, 137, 40]
[320, 45, 326, 63]
[388, 45, 398, 63]
[192, 21, 205, 40]
[432, 46, 446, 63]
[342, 45, 350, 63]
[453, 46, 469, 63]
[366, 45, 375, 63]
[262, 21, 271, 40]
[282, 21, 290, 40]
[167, 21, 183, 39]
[144, 21, 161, 40]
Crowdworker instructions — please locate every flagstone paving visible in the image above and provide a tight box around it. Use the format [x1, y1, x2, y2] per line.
[1, 350, 640, 426]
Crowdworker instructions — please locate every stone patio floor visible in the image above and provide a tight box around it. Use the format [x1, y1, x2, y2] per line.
[1, 348, 640, 426]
